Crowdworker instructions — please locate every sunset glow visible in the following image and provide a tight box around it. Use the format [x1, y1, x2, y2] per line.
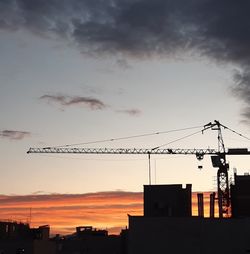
[0, 191, 218, 235]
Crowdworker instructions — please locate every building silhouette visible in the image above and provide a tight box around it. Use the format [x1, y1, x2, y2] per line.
[231, 172, 250, 218]
[144, 184, 192, 217]
[54, 226, 121, 254]
[127, 173, 250, 254]
[0, 222, 55, 254]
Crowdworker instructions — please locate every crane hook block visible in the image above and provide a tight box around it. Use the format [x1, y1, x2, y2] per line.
[196, 153, 204, 161]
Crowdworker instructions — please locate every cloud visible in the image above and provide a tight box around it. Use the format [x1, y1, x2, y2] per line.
[2, 0, 250, 121]
[40, 94, 106, 110]
[0, 191, 143, 207]
[0, 130, 31, 140]
[40, 94, 142, 116]
[1, 0, 249, 61]
[116, 109, 142, 116]
[116, 58, 132, 69]
[232, 69, 250, 123]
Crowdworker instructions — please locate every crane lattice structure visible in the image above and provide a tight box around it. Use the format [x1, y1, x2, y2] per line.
[27, 120, 250, 218]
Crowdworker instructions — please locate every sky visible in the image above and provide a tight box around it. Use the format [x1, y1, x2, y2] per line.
[1, 0, 250, 234]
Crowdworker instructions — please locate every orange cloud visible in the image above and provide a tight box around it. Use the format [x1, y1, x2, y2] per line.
[0, 191, 218, 236]
[0, 192, 143, 235]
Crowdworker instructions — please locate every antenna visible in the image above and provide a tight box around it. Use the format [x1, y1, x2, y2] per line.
[154, 159, 157, 184]
[29, 207, 32, 227]
[148, 152, 151, 185]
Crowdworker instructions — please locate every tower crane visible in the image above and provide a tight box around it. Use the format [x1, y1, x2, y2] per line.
[27, 120, 250, 218]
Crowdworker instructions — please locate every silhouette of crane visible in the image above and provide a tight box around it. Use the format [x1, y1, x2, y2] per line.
[27, 120, 250, 218]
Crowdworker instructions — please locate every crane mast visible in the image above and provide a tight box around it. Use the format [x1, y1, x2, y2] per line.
[27, 120, 250, 218]
[202, 121, 229, 217]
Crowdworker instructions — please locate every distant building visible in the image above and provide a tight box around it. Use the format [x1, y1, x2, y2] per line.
[76, 226, 108, 237]
[55, 226, 121, 254]
[0, 222, 30, 240]
[0, 222, 56, 254]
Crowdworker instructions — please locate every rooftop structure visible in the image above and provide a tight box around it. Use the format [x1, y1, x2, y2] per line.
[231, 172, 250, 218]
[144, 184, 192, 217]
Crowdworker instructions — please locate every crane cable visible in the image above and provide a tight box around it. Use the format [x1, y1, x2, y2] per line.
[221, 124, 250, 141]
[43, 123, 250, 149]
[152, 123, 250, 150]
[45, 125, 203, 148]
[152, 129, 202, 150]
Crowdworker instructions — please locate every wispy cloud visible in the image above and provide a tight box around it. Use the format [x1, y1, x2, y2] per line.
[40, 94, 142, 117]
[40, 94, 107, 110]
[232, 69, 250, 123]
[116, 109, 142, 117]
[116, 58, 132, 69]
[0, 130, 31, 140]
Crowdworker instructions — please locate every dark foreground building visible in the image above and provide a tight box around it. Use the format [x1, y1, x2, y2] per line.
[128, 174, 250, 254]
[128, 216, 250, 254]
[231, 172, 250, 218]
[144, 184, 192, 217]
[0, 222, 56, 254]
[54, 226, 121, 254]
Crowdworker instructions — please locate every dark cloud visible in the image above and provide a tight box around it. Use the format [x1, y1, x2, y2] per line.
[0, 191, 143, 205]
[116, 109, 142, 116]
[1, 0, 250, 59]
[232, 69, 250, 123]
[0, 130, 31, 140]
[40, 94, 106, 110]
[2, 0, 250, 121]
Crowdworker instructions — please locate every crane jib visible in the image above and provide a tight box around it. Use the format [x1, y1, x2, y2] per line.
[27, 147, 250, 155]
